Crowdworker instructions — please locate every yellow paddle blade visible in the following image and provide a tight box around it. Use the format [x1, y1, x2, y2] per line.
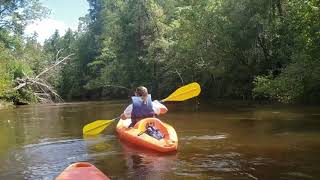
[82, 119, 115, 135]
[162, 82, 201, 102]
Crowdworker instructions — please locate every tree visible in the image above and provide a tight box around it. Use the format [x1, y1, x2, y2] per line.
[254, 0, 320, 103]
[17, 0, 318, 104]
[0, 0, 50, 104]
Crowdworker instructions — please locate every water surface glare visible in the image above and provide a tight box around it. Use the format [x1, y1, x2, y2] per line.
[0, 101, 319, 179]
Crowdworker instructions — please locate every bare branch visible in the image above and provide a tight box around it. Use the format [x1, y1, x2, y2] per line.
[13, 51, 73, 103]
[35, 53, 74, 79]
[55, 49, 63, 61]
[28, 79, 63, 101]
[175, 69, 184, 85]
[14, 82, 27, 90]
[103, 84, 131, 91]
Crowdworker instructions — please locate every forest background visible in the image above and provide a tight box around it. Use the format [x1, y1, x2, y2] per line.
[0, 0, 319, 106]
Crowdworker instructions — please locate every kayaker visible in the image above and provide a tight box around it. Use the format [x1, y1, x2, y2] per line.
[120, 86, 168, 128]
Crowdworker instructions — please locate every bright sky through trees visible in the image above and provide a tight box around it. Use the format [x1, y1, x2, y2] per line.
[25, 0, 89, 43]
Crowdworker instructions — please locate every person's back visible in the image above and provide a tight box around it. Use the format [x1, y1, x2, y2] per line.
[131, 93, 155, 126]
[120, 86, 168, 128]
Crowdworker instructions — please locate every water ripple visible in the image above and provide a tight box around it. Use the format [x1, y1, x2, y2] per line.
[24, 138, 84, 148]
[2, 136, 117, 180]
[180, 134, 228, 141]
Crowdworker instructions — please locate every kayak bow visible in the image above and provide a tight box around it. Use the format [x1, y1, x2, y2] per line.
[56, 162, 110, 180]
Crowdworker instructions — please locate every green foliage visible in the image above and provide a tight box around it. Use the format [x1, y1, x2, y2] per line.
[55, 0, 318, 103]
[0, 0, 48, 104]
[254, 55, 320, 103]
[253, 0, 320, 103]
[2, 0, 320, 104]
[0, 41, 36, 103]
[0, 0, 49, 34]
[0, 51, 12, 97]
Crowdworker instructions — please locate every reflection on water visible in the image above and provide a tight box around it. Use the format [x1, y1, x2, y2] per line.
[0, 101, 320, 179]
[120, 141, 178, 179]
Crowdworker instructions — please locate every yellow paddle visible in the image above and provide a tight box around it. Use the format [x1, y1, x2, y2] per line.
[161, 82, 201, 102]
[82, 82, 201, 135]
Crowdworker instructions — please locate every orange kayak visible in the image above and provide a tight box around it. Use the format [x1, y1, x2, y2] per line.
[56, 162, 110, 180]
[116, 118, 178, 153]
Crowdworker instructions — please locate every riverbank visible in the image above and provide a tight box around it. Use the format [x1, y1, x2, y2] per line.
[0, 101, 14, 110]
[1, 97, 318, 111]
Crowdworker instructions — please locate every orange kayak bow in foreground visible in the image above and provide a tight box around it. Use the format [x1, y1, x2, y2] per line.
[56, 162, 110, 180]
[116, 118, 178, 153]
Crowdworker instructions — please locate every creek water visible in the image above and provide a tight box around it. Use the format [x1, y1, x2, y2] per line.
[0, 100, 319, 179]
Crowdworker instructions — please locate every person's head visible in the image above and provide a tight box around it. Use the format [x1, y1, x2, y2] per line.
[146, 121, 155, 128]
[135, 86, 148, 103]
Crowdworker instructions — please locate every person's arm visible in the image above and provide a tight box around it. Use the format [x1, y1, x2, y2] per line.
[120, 113, 126, 120]
[121, 104, 133, 119]
[152, 100, 168, 115]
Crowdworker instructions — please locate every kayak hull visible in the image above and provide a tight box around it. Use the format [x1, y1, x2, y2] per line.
[116, 118, 178, 153]
[56, 162, 110, 180]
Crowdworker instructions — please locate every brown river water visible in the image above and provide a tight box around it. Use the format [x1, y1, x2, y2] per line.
[0, 100, 320, 180]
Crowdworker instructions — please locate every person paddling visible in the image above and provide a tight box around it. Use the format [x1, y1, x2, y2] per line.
[120, 86, 168, 128]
